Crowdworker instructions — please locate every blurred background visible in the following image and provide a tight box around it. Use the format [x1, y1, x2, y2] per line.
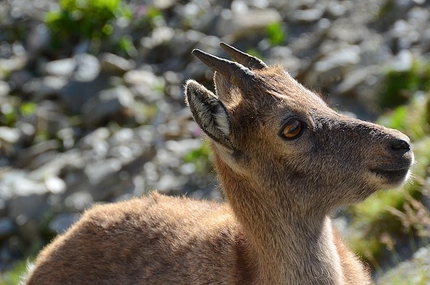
[0, 0, 429, 283]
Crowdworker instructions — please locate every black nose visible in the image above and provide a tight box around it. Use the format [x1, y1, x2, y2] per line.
[390, 138, 410, 152]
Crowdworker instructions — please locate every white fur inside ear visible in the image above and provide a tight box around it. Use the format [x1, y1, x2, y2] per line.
[191, 99, 213, 129]
[215, 105, 230, 136]
[186, 80, 232, 148]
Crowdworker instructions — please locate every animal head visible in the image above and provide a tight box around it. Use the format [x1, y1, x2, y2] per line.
[186, 43, 414, 214]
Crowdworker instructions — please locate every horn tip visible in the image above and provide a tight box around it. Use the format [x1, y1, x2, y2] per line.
[191, 49, 202, 55]
[219, 42, 235, 52]
[191, 49, 208, 60]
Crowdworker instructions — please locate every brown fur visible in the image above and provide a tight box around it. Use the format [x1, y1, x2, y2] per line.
[25, 193, 256, 284]
[24, 45, 414, 285]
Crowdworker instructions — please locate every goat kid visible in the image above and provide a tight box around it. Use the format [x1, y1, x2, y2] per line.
[23, 43, 414, 285]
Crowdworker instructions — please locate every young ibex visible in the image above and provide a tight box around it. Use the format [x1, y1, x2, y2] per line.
[23, 43, 413, 285]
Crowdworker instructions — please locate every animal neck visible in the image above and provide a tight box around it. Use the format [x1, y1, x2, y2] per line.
[214, 154, 345, 285]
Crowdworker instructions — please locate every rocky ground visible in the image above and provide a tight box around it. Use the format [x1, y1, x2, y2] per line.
[1, 0, 430, 283]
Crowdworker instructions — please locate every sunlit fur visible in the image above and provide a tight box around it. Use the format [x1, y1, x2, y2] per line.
[24, 50, 413, 285]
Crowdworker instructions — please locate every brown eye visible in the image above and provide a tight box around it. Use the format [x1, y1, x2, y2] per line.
[282, 119, 303, 139]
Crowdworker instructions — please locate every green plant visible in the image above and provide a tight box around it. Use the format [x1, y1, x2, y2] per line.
[266, 22, 286, 46]
[377, 94, 430, 141]
[117, 35, 138, 57]
[377, 0, 395, 20]
[19, 102, 37, 117]
[183, 141, 212, 174]
[380, 58, 430, 109]
[0, 99, 37, 127]
[0, 104, 17, 127]
[45, 0, 131, 52]
[135, 6, 162, 31]
[131, 103, 158, 124]
[0, 259, 31, 285]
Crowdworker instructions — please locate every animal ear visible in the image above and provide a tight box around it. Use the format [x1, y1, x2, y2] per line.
[185, 80, 233, 149]
[214, 71, 236, 103]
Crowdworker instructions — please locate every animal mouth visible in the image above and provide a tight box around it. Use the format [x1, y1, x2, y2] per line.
[369, 167, 410, 184]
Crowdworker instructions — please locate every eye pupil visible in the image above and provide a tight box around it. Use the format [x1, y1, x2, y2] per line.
[283, 120, 303, 139]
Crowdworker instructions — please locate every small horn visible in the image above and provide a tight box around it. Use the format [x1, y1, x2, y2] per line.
[220, 42, 267, 70]
[192, 49, 255, 88]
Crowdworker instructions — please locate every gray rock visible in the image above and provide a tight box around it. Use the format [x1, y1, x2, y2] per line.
[292, 7, 325, 23]
[65, 191, 93, 211]
[16, 122, 36, 144]
[0, 127, 20, 144]
[124, 69, 159, 86]
[16, 218, 43, 247]
[79, 127, 111, 149]
[60, 73, 110, 112]
[73, 40, 91, 54]
[57, 127, 77, 150]
[315, 45, 361, 73]
[22, 76, 68, 101]
[0, 218, 17, 239]
[165, 139, 202, 156]
[0, 56, 26, 74]
[0, 170, 45, 198]
[163, 71, 184, 86]
[100, 53, 135, 74]
[156, 173, 184, 193]
[216, 8, 282, 40]
[85, 158, 122, 186]
[266, 46, 302, 74]
[44, 176, 66, 195]
[359, 34, 392, 66]
[43, 58, 76, 77]
[326, 2, 349, 18]
[0, 81, 10, 96]
[306, 45, 361, 88]
[418, 27, 430, 52]
[7, 69, 32, 90]
[72, 53, 100, 82]
[61, 168, 91, 198]
[27, 150, 84, 183]
[140, 26, 175, 50]
[27, 23, 50, 55]
[90, 172, 135, 201]
[170, 30, 205, 57]
[109, 144, 144, 165]
[49, 213, 80, 234]
[110, 128, 134, 144]
[152, 0, 178, 10]
[15, 140, 60, 169]
[0, 198, 6, 217]
[377, 245, 430, 284]
[231, 1, 249, 13]
[8, 191, 49, 223]
[0, 244, 15, 270]
[89, 145, 156, 201]
[82, 85, 135, 127]
[0, 41, 13, 59]
[334, 66, 378, 96]
[124, 69, 165, 102]
[179, 2, 217, 34]
[35, 101, 70, 138]
[389, 49, 413, 72]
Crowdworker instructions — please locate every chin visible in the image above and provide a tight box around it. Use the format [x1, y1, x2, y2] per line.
[368, 168, 412, 190]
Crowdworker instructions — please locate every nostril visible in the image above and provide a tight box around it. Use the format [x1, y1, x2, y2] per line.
[390, 138, 410, 152]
